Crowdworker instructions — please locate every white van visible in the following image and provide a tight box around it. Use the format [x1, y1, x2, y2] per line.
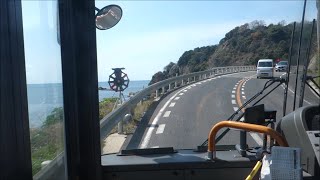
[256, 59, 274, 78]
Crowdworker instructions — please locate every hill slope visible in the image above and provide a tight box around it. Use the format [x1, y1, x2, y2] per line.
[149, 20, 316, 85]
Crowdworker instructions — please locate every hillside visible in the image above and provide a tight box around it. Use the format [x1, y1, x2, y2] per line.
[149, 20, 316, 85]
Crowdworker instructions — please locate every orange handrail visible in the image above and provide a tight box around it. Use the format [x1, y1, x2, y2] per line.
[207, 121, 288, 160]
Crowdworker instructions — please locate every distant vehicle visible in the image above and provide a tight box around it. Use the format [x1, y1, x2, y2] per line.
[275, 61, 288, 72]
[256, 59, 274, 78]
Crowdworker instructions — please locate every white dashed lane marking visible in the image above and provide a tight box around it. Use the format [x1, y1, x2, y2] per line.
[231, 94, 235, 98]
[156, 124, 166, 134]
[232, 90, 236, 94]
[239, 77, 264, 146]
[179, 93, 184, 96]
[151, 146, 159, 148]
[233, 107, 238, 111]
[174, 97, 180, 100]
[183, 90, 188, 92]
[233, 87, 236, 90]
[163, 111, 171, 117]
[169, 102, 175, 107]
[232, 100, 236, 104]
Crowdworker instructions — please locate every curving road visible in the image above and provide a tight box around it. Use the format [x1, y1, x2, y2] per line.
[131, 71, 319, 150]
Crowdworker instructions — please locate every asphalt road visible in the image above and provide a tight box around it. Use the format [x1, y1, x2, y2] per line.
[136, 71, 319, 150]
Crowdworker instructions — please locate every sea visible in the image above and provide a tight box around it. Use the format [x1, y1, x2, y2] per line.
[27, 80, 149, 128]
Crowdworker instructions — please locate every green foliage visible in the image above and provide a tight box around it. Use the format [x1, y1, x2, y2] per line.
[148, 71, 166, 85]
[177, 46, 217, 71]
[149, 20, 316, 84]
[42, 107, 64, 128]
[31, 107, 64, 175]
[99, 98, 117, 120]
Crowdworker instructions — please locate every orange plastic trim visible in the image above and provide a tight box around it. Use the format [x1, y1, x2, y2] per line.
[207, 121, 288, 159]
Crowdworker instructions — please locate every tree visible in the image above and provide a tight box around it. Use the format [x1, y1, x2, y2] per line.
[149, 71, 166, 85]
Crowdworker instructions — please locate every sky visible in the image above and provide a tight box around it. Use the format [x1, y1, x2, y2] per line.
[21, 0, 317, 84]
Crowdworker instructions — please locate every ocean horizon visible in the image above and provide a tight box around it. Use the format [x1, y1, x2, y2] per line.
[27, 80, 149, 128]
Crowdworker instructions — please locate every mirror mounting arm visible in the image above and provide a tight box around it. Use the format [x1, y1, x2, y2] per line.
[95, 7, 100, 11]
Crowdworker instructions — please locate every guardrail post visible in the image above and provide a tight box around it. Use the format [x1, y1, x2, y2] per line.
[162, 87, 165, 94]
[204, 74, 207, 79]
[187, 78, 190, 84]
[155, 89, 159, 98]
[118, 120, 123, 134]
[169, 83, 171, 91]
[199, 75, 201, 81]
[175, 81, 177, 88]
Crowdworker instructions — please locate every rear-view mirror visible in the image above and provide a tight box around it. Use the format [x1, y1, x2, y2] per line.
[95, 5, 122, 30]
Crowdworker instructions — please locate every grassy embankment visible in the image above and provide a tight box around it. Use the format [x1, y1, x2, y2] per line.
[31, 96, 153, 175]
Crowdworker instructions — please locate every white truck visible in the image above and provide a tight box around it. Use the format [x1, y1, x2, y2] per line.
[256, 59, 274, 78]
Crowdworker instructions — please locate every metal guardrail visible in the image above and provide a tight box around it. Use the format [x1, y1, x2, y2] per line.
[100, 66, 256, 139]
[34, 65, 256, 180]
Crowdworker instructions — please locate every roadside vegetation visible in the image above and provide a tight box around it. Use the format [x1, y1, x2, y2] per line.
[31, 96, 153, 175]
[30, 107, 64, 175]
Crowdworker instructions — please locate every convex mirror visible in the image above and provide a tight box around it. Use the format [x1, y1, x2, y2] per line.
[95, 5, 122, 30]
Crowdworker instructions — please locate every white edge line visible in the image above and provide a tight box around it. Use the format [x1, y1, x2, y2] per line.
[140, 71, 250, 148]
[140, 76, 223, 148]
[140, 86, 190, 148]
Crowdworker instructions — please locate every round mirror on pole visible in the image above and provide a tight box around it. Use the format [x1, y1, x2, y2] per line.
[95, 5, 122, 30]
